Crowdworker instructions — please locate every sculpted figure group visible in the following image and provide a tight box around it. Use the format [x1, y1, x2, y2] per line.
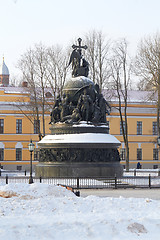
[39, 148, 120, 163]
[50, 83, 111, 125]
[50, 38, 111, 125]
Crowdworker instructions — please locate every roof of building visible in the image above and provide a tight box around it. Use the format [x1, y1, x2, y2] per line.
[0, 58, 9, 75]
[0, 85, 157, 105]
[102, 89, 157, 104]
[0, 86, 28, 94]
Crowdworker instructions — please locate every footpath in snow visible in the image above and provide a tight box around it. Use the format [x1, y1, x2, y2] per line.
[80, 188, 160, 199]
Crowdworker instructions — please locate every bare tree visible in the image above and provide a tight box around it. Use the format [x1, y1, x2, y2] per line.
[17, 42, 70, 138]
[46, 45, 69, 99]
[17, 48, 42, 140]
[33, 43, 48, 137]
[84, 30, 111, 91]
[110, 39, 132, 171]
[135, 33, 160, 136]
[85, 30, 97, 83]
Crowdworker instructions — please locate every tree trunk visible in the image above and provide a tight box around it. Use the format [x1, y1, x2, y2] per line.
[158, 73, 160, 137]
[125, 144, 129, 172]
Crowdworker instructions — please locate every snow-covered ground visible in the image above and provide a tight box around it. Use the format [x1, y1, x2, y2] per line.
[124, 169, 160, 177]
[0, 183, 160, 240]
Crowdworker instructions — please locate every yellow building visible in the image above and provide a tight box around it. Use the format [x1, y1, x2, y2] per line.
[106, 90, 159, 169]
[0, 59, 52, 170]
[0, 85, 51, 170]
[1, 86, 158, 171]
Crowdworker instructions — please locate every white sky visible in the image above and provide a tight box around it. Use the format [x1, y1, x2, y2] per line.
[1, 0, 160, 79]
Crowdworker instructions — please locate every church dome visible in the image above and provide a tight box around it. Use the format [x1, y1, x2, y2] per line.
[0, 58, 9, 75]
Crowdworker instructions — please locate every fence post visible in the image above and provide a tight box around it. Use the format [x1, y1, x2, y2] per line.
[115, 175, 117, 189]
[134, 169, 136, 176]
[77, 177, 79, 189]
[40, 176, 42, 183]
[0, 168, 1, 177]
[149, 174, 151, 189]
[24, 170, 26, 176]
[6, 175, 8, 184]
[158, 170, 160, 177]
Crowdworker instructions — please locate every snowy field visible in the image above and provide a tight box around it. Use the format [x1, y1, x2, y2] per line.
[0, 183, 160, 240]
[124, 169, 160, 177]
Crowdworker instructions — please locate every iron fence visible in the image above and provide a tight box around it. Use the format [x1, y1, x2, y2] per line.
[0, 175, 160, 189]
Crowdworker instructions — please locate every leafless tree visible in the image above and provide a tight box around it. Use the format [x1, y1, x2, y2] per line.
[17, 48, 42, 140]
[46, 45, 69, 99]
[110, 39, 132, 171]
[84, 30, 111, 91]
[33, 43, 48, 137]
[85, 30, 97, 83]
[135, 33, 160, 136]
[16, 42, 70, 138]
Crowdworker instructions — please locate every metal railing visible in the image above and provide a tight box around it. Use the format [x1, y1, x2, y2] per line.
[0, 175, 160, 189]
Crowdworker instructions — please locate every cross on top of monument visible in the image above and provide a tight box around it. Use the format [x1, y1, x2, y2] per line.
[72, 38, 88, 55]
[68, 37, 89, 77]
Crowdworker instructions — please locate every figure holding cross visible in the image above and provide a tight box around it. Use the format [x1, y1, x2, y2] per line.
[68, 38, 89, 77]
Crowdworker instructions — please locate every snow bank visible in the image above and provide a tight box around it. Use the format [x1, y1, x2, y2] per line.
[0, 183, 160, 240]
[0, 183, 75, 199]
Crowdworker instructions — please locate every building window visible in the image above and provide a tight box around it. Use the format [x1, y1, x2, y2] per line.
[120, 148, 126, 161]
[153, 165, 158, 169]
[17, 166, 22, 171]
[16, 119, 22, 134]
[137, 121, 142, 135]
[120, 121, 125, 135]
[137, 148, 142, 161]
[0, 119, 4, 134]
[16, 148, 22, 161]
[34, 120, 40, 134]
[0, 149, 4, 161]
[153, 122, 158, 135]
[34, 150, 39, 161]
[153, 148, 159, 160]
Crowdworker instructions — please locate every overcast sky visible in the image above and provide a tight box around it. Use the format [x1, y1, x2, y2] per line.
[1, 0, 160, 79]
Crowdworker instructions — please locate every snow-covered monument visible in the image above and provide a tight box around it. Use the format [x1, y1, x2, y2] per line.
[36, 38, 123, 177]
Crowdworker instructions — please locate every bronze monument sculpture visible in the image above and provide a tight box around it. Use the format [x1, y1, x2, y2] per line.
[36, 38, 123, 177]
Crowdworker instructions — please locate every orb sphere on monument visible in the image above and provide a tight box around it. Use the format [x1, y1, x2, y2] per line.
[63, 76, 94, 103]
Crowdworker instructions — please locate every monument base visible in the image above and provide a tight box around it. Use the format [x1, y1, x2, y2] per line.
[35, 161, 123, 178]
[36, 129, 123, 178]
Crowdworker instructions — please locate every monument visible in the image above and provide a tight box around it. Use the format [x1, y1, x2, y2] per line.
[36, 38, 123, 177]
